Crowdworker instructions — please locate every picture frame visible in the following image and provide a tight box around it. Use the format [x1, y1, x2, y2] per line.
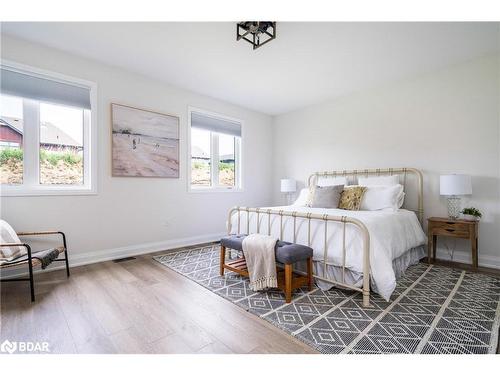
[111, 103, 180, 178]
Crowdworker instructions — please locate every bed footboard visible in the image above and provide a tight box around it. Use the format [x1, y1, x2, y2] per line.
[226, 206, 371, 307]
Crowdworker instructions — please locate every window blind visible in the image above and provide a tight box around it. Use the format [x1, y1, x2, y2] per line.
[191, 111, 241, 137]
[1, 67, 91, 109]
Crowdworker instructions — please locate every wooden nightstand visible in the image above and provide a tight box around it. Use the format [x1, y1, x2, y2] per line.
[427, 217, 479, 268]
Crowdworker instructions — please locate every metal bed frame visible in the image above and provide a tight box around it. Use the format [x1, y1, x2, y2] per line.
[227, 167, 423, 307]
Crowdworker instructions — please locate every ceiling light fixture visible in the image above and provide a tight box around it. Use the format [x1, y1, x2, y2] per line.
[236, 22, 276, 50]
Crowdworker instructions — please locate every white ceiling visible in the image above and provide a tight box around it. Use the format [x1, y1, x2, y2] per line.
[2, 22, 499, 115]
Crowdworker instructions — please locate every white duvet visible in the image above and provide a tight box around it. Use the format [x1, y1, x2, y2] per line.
[229, 206, 427, 300]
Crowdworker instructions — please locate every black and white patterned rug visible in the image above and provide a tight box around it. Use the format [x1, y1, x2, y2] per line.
[153, 244, 500, 354]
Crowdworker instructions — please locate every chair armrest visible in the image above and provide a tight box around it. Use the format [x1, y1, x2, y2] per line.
[16, 231, 67, 251]
[17, 231, 61, 236]
[0, 242, 28, 247]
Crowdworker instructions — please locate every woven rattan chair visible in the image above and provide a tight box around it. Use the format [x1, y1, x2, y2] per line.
[0, 231, 70, 302]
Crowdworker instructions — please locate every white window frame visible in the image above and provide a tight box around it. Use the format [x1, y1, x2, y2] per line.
[0, 60, 98, 197]
[187, 106, 243, 193]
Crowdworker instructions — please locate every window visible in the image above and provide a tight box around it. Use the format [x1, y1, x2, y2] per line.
[218, 133, 236, 187]
[191, 127, 211, 187]
[189, 108, 242, 191]
[0, 95, 23, 185]
[0, 62, 96, 196]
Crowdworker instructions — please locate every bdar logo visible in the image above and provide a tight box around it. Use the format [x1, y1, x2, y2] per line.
[1, 340, 17, 354]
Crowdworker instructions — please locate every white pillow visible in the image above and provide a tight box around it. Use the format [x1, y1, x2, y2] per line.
[0, 220, 26, 264]
[359, 184, 404, 211]
[397, 191, 405, 208]
[292, 188, 310, 206]
[316, 176, 347, 187]
[358, 175, 399, 186]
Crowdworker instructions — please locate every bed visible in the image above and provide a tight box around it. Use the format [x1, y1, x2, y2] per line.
[227, 167, 427, 307]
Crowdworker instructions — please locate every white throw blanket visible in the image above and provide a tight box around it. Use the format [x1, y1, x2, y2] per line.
[242, 233, 278, 291]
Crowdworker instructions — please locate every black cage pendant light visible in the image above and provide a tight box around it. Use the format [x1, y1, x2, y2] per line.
[236, 22, 276, 50]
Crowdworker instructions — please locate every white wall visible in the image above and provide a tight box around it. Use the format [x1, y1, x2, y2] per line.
[2, 36, 499, 270]
[0, 35, 274, 265]
[272, 55, 500, 267]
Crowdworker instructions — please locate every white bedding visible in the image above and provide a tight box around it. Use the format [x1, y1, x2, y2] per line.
[229, 206, 427, 301]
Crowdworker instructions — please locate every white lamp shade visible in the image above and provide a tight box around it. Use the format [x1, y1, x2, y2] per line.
[440, 174, 472, 196]
[280, 178, 296, 193]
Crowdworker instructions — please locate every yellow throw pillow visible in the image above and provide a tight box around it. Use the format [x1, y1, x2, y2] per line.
[339, 186, 367, 211]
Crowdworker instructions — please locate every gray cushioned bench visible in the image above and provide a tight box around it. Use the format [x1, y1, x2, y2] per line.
[220, 234, 314, 303]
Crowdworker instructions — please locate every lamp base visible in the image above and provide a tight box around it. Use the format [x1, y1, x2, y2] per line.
[447, 196, 461, 219]
[283, 192, 294, 206]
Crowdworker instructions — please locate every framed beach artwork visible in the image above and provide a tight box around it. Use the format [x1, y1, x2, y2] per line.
[111, 103, 180, 178]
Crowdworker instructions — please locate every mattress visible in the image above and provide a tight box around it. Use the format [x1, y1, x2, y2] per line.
[228, 206, 427, 300]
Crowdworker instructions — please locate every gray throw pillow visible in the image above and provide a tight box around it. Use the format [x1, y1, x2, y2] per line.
[308, 185, 344, 208]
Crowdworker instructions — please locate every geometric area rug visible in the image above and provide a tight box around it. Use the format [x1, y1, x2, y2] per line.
[153, 244, 500, 354]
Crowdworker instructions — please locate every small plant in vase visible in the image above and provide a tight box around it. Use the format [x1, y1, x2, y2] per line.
[461, 207, 482, 221]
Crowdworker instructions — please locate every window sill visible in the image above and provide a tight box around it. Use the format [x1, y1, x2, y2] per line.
[188, 186, 244, 194]
[0, 185, 97, 197]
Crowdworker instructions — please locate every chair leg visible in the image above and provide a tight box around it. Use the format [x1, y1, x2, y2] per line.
[60, 232, 70, 277]
[27, 253, 35, 303]
[307, 257, 313, 291]
[220, 245, 226, 276]
[64, 251, 70, 277]
[285, 263, 292, 303]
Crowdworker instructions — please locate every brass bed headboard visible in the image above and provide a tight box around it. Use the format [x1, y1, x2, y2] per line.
[308, 167, 424, 223]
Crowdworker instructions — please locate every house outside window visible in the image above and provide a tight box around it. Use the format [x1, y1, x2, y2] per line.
[189, 108, 242, 191]
[0, 61, 97, 196]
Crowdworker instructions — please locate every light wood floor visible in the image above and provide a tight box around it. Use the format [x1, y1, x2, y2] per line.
[2, 245, 499, 354]
[0, 243, 316, 354]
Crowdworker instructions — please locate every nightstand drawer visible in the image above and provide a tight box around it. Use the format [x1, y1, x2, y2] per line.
[431, 227, 469, 237]
[430, 221, 470, 232]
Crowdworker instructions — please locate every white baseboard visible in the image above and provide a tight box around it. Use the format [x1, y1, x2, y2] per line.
[435, 248, 500, 269]
[1, 232, 225, 279]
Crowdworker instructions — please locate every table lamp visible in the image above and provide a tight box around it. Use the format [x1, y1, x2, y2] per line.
[440, 174, 472, 219]
[280, 178, 296, 205]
